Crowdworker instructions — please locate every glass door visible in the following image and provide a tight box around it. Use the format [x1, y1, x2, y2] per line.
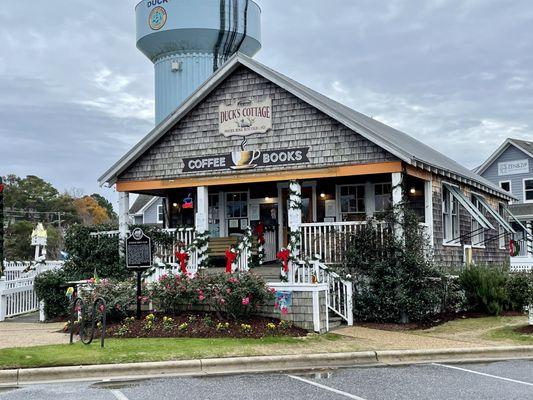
[226, 192, 248, 235]
[208, 193, 220, 238]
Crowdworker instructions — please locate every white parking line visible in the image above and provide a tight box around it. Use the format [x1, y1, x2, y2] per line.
[110, 389, 130, 400]
[287, 374, 368, 400]
[433, 363, 533, 387]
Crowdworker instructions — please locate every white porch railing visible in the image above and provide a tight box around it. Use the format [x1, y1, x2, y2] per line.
[292, 259, 353, 326]
[3, 261, 64, 281]
[300, 221, 386, 265]
[510, 257, 533, 272]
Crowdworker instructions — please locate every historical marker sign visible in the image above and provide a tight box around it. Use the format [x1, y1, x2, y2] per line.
[126, 228, 152, 270]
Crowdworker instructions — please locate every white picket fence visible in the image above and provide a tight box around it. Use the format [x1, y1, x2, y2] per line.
[0, 261, 64, 321]
[291, 259, 353, 326]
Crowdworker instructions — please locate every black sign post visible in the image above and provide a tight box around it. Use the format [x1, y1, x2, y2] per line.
[126, 228, 152, 319]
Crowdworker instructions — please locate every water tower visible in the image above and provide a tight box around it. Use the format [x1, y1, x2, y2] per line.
[136, 0, 262, 124]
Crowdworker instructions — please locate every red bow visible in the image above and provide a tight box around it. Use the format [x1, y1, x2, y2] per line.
[225, 248, 238, 273]
[175, 251, 189, 274]
[256, 223, 265, 245]
[277, 249, 291, 272]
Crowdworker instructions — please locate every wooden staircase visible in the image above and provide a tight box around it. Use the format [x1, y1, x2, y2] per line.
[208, 236, 240, 257]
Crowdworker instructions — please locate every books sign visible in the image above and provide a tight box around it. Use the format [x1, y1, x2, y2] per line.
[183, 147, 310, 172]
[126, 228, 152, 270]
[219, 98, 272, 137]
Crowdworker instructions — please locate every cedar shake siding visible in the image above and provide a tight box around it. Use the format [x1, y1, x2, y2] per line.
[119, 66, 398, 182]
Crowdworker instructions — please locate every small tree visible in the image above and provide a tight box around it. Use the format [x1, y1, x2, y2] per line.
[339, 207, 449, 323]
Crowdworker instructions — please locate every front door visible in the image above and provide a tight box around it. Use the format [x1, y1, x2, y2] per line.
[226, 192, 248, 235]
[281, 187, 313, 247]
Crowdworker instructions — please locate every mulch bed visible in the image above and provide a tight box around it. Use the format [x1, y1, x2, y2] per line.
[357, 311, 528, 332]
[66, 312, 308, 339]
[514, 325, 533, 335]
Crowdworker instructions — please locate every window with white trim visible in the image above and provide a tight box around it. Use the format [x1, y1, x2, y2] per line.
[339, 185, 365, 221]
[470, 195, 485, 246]
[499, 181, 511, 193]
[524, 179, 533, 202]
[374, 183, 392, 212]
[157, 204, 164, 223]
[442, 186, 459, 244]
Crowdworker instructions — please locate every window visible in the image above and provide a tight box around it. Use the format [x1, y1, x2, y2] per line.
[524, 179, 533, 202]
[499, 181, 511, 193]
[442, 186, 459, 244]
[226, 192, 248, 218]
[470, 195, 485, 246]
[157, 205, 164, 223]
[339, 185, 365, 221]
[374, 183, 392, 212]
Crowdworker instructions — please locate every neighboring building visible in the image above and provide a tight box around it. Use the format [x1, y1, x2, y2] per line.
[129, 194, 164, 227]
[100, 54, 515, 269]
[476, 138, 533, 270]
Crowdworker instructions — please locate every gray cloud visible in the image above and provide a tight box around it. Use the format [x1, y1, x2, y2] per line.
[1, 0, 532, 205]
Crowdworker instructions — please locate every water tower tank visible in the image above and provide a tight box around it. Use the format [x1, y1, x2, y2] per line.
[136, 0, 262, 124]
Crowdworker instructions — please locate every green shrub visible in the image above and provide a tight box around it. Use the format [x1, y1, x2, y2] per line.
[507, 272, 533, 311]
[63, 224, 128, 281]
[148, 271, 274, 320]
[34, 270, 69, 320]
[340, 208, 449, 323]
[459, 265, 508, 315]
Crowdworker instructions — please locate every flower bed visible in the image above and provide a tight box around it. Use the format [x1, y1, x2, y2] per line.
[93, 312, 307, 339]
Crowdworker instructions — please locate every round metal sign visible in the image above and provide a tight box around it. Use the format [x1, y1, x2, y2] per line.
[149, 6, 167, 31]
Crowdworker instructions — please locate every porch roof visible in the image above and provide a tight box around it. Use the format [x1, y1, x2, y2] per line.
[98, 53, 513, 201]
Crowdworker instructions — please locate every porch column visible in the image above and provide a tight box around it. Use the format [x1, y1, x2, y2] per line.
[287, 181, 302, 284]
[424, 179, 434, 247]
[195, 186, 209, 233]
[118, 192, 130, 256]
[392, 172, 404, 239]
[526, 221, 533, 258]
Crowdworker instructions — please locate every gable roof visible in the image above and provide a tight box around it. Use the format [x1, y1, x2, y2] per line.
[476, 138, 533, 176]
[129, 194, 158, 215]
[99, 53, 513, 201]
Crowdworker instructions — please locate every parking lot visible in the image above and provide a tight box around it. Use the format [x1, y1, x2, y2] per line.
[0, 359, 532, 399]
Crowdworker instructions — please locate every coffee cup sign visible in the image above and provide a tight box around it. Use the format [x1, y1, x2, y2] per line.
[219, 98, 272, 137]
[231, 150, 261, 170]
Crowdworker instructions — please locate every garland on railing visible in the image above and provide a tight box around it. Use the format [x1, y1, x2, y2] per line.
[237, 226, 254, 269]
[288, 180, 303, 210]
[188, 231, 210, 270]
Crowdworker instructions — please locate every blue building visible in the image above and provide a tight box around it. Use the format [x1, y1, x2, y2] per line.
[477, 138, 533, 270]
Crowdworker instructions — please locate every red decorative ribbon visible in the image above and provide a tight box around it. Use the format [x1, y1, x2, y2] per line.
[175, 251, 189, 274]
[277, 249, 291, 272]
[225, 248, 238, 273]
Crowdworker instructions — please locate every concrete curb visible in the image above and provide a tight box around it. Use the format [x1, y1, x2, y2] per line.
[1, 346, 533, 386]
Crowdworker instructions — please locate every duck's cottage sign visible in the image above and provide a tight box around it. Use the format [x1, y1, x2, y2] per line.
[219, 98, 272, 137]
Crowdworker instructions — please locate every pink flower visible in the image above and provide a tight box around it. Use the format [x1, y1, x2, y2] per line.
[281, 306, 288, 315]
[226, 288, 232, 294]
[228, 277, 239, 284]
[199, 295, 205, 301]
[219, 298, 226, 304]
[242, 297, 250, 306]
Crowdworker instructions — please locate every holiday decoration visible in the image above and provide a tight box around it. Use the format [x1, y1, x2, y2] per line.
[509, 239, 521, 257]
[277, 248, 291, 278]
[255, 222, 265, 266]
[175, 248, 189, 274]
[225, 247, 238, 273]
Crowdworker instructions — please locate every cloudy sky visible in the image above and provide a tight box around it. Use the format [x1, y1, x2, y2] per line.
[1, 0, 532, 205]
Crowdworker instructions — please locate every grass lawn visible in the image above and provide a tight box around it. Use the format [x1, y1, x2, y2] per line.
[0, 334, 360, 369]
[415, 315, 532, 345]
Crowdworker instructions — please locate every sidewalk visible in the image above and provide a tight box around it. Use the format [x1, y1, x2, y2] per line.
[0, 313, 68, 349]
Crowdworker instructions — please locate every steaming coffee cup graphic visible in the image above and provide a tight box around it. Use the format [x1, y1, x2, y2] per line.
[231, 150, 261, 170]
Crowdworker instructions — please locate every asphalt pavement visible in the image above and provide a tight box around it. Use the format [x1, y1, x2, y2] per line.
[0, 359, 531, 399]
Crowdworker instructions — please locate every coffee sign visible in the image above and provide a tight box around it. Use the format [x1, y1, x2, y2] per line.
[183, 148, 310, 173]
[219, 98, 272, 137]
